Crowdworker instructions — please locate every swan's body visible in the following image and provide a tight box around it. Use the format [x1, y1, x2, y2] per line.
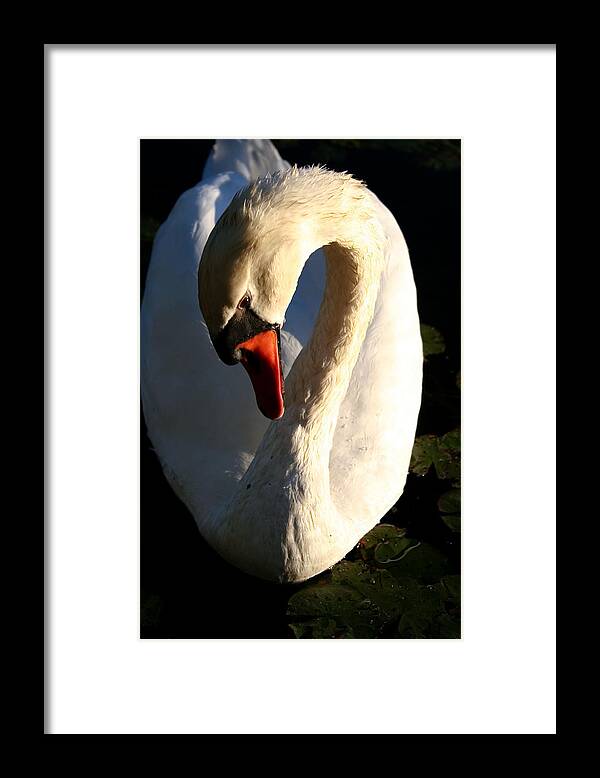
[141, 140, 422, 582]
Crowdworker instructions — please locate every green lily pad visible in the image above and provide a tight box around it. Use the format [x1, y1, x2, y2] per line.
[438, 489, 460, 514]
[441, 428, 460, 452]
[441, 514, 461, 532]
[287, 555, 452, 638]
[438, 489, 461, 532]
[395, 579, 447, 638]
[410, 429, 460, 483]
[357, 523, 406, 553]
[436, 430, 461, 482]
[374, 537, 420, 564]
[287, 580, 382, 638]
[287, 552, 458, 639]
[356, 523, 419, 565]
[386, 542, 450, 584]
[332, 560, 405, 621]
[409, 434, 439, 476]
[421, 324, 446, 357]
[393, 577, 460, 638]
[287, 503, 458, 637]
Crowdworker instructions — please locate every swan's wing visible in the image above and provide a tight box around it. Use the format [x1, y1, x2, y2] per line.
[329, 195, 423, 530]
[142, 171, 266, 524]
[202, 139, 291, 183]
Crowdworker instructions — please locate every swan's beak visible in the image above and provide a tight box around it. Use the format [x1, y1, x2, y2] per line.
[235, 329, 284, 420]
[210, 309, 285, 420]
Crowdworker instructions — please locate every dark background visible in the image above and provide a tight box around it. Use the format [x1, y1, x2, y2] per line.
[140, 139, 461, 638]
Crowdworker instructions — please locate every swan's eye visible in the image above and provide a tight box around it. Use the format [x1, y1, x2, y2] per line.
[237, 294, 251, 310]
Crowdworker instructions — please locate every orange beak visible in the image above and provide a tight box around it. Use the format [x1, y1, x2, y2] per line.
[236, 329, 284, 420]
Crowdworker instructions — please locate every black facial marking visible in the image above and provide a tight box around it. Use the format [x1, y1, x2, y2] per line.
[211, 307, 280, 366]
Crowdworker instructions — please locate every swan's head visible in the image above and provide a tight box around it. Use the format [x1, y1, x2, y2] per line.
[198, 176, 312, 420]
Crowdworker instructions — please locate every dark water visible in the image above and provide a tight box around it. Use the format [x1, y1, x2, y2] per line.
[140, 139, 461, 638]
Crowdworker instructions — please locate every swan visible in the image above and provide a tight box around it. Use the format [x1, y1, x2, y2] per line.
[141, 139, 423, 583]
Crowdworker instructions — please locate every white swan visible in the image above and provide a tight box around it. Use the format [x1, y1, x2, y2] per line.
[141, 140, 423, 583]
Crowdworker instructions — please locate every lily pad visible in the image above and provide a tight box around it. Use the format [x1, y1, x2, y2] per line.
[438, 489, 460, 514]
[357, 523, 406, 553]
[332, 560, 405, 621]
[287, 580, 382, 638]
[287, 555, 452, 638]
[386, 542, 450, 584]
[436, 430, 461, 482]
[421, 324, 446, 357]
[395, 580, 446, 638]
[356, 523, 419, 565]
[441, 428, 460, 452]
[287, 551, 458, 639]
[409, 434, 439, 476]
[441, 514, 461, 532]
[374, 537, 420, 564]
[410, 429, 460, 483]
[438, 488, 461, 532]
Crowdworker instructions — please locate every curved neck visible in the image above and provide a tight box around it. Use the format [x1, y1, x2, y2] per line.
[286, 235, 384, 445]
[238, 167, 388, 446]
[244, 168, 387, 457]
